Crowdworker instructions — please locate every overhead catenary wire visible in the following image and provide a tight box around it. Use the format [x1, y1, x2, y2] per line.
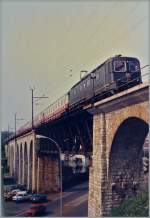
[72, 2, 147, 72]
[39, 1, 147, 102]
[141, 64, 149, 70]
[43, 2, 118, 92]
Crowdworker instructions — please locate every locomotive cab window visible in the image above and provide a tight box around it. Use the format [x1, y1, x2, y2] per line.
[114, 61, 126, 72]
[128, 61, 139, 72]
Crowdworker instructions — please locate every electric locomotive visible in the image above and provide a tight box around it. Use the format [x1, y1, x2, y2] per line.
[69, 55, 142, 107]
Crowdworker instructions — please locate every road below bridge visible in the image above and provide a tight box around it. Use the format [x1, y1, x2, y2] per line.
[46, 181, 88, 217]
[4, 181, 88, 217]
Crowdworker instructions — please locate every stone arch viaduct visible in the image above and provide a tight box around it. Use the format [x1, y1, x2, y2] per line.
[5, 83, 148, 216]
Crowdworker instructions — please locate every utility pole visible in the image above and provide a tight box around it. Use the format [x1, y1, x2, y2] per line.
[8, 125, 10, 139]
[30, 87, 48, 130]
[14, 113, 17, 139]
[30, 88, 34, 130]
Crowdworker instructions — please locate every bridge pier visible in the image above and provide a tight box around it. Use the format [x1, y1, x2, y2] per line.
[27, 141, 33, 190]
[36, 156, 59, 193]
[88, 90, 148, 216]
[88, 113, 108, 216]
[32, 142, 38, 192]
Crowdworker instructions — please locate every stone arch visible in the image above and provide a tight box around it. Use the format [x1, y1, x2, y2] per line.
[19, 143, 23, 184]
[108, 117, 149, 209]
[23, 142, 28, 186]
[106, 102, 148, 156]
[28, 140, 33, 190]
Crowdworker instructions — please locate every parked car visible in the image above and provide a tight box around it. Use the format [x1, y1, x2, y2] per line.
[30, 194, 48, 203]
[12, 192, 30, 202]
[25, 204, 46, 216]
[4, 192, 13, 201]
[11, 189, 21, 196]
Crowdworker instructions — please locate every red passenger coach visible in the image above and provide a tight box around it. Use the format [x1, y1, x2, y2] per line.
[17, 121, 32, 136]
[41, 93, 69, 124]
[16, 94, 69, 136]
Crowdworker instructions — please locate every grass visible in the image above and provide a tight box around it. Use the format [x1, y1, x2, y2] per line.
[110, 192, 149, 217]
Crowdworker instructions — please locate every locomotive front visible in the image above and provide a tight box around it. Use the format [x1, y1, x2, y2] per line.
[112, 56, 142, 89]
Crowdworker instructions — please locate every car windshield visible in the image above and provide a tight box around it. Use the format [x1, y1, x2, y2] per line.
[114, 61, 126, 72]
[128, 61, 139, 72]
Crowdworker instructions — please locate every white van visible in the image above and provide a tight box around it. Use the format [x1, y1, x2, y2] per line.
[12, 192, 29, 201]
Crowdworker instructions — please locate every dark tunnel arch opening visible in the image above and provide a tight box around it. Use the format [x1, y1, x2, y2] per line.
[108, 117, 149, 208]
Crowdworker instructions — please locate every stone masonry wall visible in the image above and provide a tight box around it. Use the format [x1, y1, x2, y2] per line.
[88, 113, 108, 216]
[88, 100, 148, 216]
[37, 156, 59, 193]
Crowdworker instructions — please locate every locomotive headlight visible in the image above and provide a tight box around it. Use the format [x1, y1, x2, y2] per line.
[91, 72, 96, 79]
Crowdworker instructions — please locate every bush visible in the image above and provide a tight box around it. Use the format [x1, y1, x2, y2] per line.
[110, 192, 149, 217]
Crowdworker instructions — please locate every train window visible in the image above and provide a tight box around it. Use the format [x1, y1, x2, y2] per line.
[87, 79, 90, 86]
[96, 73, 99, 80]
[114, 61, 126, 72]
[83, 83, 86, 88]
[128, 61, 139, 72]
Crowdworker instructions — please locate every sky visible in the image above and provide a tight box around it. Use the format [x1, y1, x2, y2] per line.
[1, 0, 149, 131]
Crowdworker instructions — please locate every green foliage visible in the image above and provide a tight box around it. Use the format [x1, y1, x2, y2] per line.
[110, 192, 149, 217]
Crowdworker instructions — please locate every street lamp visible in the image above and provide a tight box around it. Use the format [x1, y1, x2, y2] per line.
[36, 135, 63, 217]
